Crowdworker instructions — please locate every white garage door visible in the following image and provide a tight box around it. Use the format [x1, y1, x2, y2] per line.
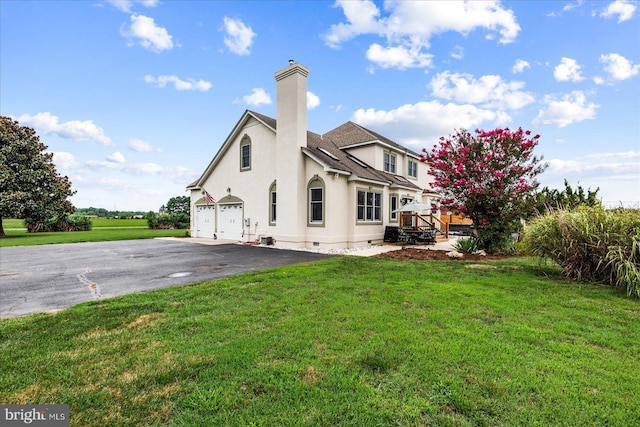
[195, 205, 216, 238]
[218, 203, 243, 240]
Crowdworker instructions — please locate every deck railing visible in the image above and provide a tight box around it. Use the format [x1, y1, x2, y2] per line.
[399, 212, 449, 239]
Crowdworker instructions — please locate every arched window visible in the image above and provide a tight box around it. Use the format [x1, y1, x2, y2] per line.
[240, 135, 251, 171]
[307, 175, 325, 226]
[268, 181, 276, 225]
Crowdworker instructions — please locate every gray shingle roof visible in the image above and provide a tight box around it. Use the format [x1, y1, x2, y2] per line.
[241, 111, 421, 190]
[323, 121, 421, 158]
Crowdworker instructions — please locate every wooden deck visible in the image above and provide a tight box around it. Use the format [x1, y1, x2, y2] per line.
[399, 212, 449, 240]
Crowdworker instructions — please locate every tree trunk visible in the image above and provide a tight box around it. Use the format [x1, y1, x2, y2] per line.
[0, 216, 6, 238]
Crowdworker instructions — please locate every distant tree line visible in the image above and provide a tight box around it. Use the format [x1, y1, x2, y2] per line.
[75, 207, 148, 218]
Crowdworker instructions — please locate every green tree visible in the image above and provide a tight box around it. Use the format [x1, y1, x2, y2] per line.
[165, 196, 190, 215]
[530, 179, 601, 215]
[0, 116, 76, 237]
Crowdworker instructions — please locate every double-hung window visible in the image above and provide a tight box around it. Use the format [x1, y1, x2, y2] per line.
[384, 152, 396, 174]
[308, 176, 325, 226]
[408, 160, 417, 178]
[357, 190, 382, 222]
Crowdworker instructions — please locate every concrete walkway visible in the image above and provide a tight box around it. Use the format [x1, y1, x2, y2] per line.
[346, 237, 458, 257]
[160, 236, 460, 256]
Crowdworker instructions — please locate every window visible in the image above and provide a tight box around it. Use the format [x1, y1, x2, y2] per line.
[240, 136, 251, 170]
[269, 181, 276, 225]
[310, 188, 323, 222]
[384, 152, 396, 174]
[390, 194, 398, 221]
[308, 176, 325, 226]
[357, 190, 382, 222]
[408, 160, 417, 178]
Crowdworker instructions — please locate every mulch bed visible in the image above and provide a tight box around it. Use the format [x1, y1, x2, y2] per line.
[376, 247, 514, 261]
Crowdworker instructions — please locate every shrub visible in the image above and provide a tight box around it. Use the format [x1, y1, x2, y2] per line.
[453, 237, 479, 253]
[64, 214, 93, 231]
[146, 212, 189, 230]
[24, 214, 92, 232]
[521, 206, 640, 297]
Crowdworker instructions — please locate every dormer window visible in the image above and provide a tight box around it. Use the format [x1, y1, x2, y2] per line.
[384, 151, 396, 174]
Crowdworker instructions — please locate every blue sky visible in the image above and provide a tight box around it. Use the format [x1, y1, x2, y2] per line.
[2, 0, 638, 212]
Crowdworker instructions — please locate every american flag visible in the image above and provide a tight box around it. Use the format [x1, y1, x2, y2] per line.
[204, 190, 215, 205]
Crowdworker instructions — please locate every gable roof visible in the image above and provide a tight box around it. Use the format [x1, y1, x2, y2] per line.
[323, 121, 421, 158]
[187, 110, 276, 190]
[188, 111, 421, 191]
[304, 131, 420, 190]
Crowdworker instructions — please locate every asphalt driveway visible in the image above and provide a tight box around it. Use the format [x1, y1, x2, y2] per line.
[0, 239, 335, 318]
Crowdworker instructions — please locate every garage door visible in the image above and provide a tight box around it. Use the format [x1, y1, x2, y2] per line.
[195, 205, 216, 238]
[218, 203, 243, 240]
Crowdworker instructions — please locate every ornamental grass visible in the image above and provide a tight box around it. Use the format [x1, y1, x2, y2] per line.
[521, 206, 640, 297]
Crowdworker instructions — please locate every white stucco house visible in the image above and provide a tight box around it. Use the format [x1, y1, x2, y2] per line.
[187, 61, 440, 249]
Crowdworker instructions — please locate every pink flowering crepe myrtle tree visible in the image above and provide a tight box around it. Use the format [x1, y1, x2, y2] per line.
[420, 127, 547, 253]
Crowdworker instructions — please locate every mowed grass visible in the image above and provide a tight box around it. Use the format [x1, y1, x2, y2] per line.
[1, 256, 638, 426]
[0, 218, 186, 246]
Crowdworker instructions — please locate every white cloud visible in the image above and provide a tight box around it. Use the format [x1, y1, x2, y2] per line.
[324, 0, 520, 71]
[86, 159, 163, 175]
[86, 160, 123, 170]
[545, 152, 639, 179]
[51, 152, 79, 169]
[583, 150, 640, 160]
[365, 44, 433, 70]
[16, 112, 112, 145]
[351, 100, 511, 147]
[128, 138, 163, 153]
[307, 91, 320, 110]
[144, 74, 212, 91]
[242, 88, 272, 106]
[121, 14, 174, 52]
[542, 150, 640, 206]
[222, 17, 256, 56]
[132, 162, 163, 174]
[554, 57, 585, 82]
[600, 53, 640, 80]
[546, 158, 639, 178]
[107, 151, 126, 163]
[164, 166, 199, 183]
[600, 0, 637, 22]
[548, 0, 585, 17]
[450, 45, 464, 60]
[533, 91, 598, 127]
[429, 71, 534, 110]
[323, 0, 384, 48]
[106, 0, 159, 13]
[512, 59, 530, 73]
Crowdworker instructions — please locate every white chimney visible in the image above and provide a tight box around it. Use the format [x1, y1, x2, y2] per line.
[274, 61, 309, 247]
[274, 61, 309, 151]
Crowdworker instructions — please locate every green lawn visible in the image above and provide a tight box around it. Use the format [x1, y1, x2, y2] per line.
[0, 218, 186, 246]
[1, 218, 25, 229]
[1, 256, 638, 426]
